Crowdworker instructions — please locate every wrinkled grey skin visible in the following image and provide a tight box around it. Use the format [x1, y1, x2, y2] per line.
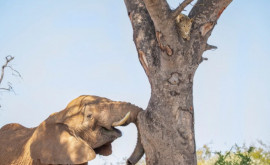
[0, 95, 144, 165]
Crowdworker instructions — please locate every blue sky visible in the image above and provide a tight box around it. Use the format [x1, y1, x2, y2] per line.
[0, 0, 269, 164]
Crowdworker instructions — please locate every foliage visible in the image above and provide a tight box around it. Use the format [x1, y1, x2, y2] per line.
[116, 142, 270, 165]
[197, 142, 270, 165]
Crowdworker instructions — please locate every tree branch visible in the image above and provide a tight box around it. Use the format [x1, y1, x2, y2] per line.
[0, 81, 15, 93]
[0, 88, 11, 91]
[142, 0, 171, 31]
[0, 56, 20, 108]
[189, 0, 232, 27]
[205, 44, 217, 51]
[0, 56, 21, 94]
[186, 0, 232, 65]
[7, 66, 22, 78]
[124, 0, 160, 79]
[0, 55, 14, 85]
[0, 86, 12, 92]
[172, 0, 194, 18]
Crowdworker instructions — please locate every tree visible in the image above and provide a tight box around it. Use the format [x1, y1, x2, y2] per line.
[123, 0, 232, 164]
[0, 55, 21, 108]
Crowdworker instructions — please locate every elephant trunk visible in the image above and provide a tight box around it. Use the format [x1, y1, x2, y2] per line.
[111, 102, 142, 126]
[112, 102, 144, 164]
[127, 119, 144, 165]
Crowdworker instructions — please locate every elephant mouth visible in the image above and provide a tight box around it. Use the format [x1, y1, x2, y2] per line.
[100, 111, 131, 138]
[102, 126, 122, 138]
[112, 127, 122, 136]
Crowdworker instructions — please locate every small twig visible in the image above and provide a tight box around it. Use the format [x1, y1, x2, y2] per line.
[172, 0, 194, 18]
[203, 57, 208, 61]
[0, 87, 11, 91]
[205, 44, 217, 51]
[0, 82, 14, 93]
[7, 66, 22, 78]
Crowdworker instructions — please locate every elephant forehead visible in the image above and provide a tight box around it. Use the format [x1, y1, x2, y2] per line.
[82, 96, 111, 104]
[66, 95, 112, 108]
[66, 96, 88, 109]
[60, 95, 119, 119]
[86, 102, 116, 113]
[97, 101, 124, 108]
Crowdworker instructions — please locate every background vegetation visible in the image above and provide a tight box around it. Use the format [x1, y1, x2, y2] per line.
[112, 141, 270, 165]
[197, 141, 270, 165]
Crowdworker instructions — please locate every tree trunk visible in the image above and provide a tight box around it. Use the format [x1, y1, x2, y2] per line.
[124, 0, 232, 164]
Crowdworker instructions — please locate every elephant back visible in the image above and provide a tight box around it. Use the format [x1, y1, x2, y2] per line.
[0, 123, 35, 165]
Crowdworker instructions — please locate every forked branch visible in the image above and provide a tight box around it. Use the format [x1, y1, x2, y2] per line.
[0, 83, 13, 92]
[0, 56, 21, 92]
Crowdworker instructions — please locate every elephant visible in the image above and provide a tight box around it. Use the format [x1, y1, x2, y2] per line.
[0, 95, 144, 165]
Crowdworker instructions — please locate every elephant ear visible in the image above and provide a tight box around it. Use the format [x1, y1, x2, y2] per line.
[30, 122, 96, 164]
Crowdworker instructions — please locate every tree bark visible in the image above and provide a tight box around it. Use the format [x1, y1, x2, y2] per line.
[124, 0, 232, 164]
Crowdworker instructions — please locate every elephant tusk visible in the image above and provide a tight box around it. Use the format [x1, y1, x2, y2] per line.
[112, 112, 131, 127]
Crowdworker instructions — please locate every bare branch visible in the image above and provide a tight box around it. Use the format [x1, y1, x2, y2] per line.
[0, 87, 11, 91]
[0, 82, 13, 92]
[205, 44, 217, 51]
[0, 56, 21, 95]
[203, 57, 208, 61]
[189, 0, 232, 27]
[0, 88, 11, 91]
[172, 0, 194, 18]
[7, 66, 22, 78]
[0, 55, 14, 85]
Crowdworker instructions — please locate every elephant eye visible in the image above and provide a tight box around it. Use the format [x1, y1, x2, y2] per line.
[87, 114, 92, 118]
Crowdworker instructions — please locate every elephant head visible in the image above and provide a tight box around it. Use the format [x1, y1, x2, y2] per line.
[29, 95, 144, 164]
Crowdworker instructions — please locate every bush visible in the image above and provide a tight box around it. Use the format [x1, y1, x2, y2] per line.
[197, 141, 270, 165]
